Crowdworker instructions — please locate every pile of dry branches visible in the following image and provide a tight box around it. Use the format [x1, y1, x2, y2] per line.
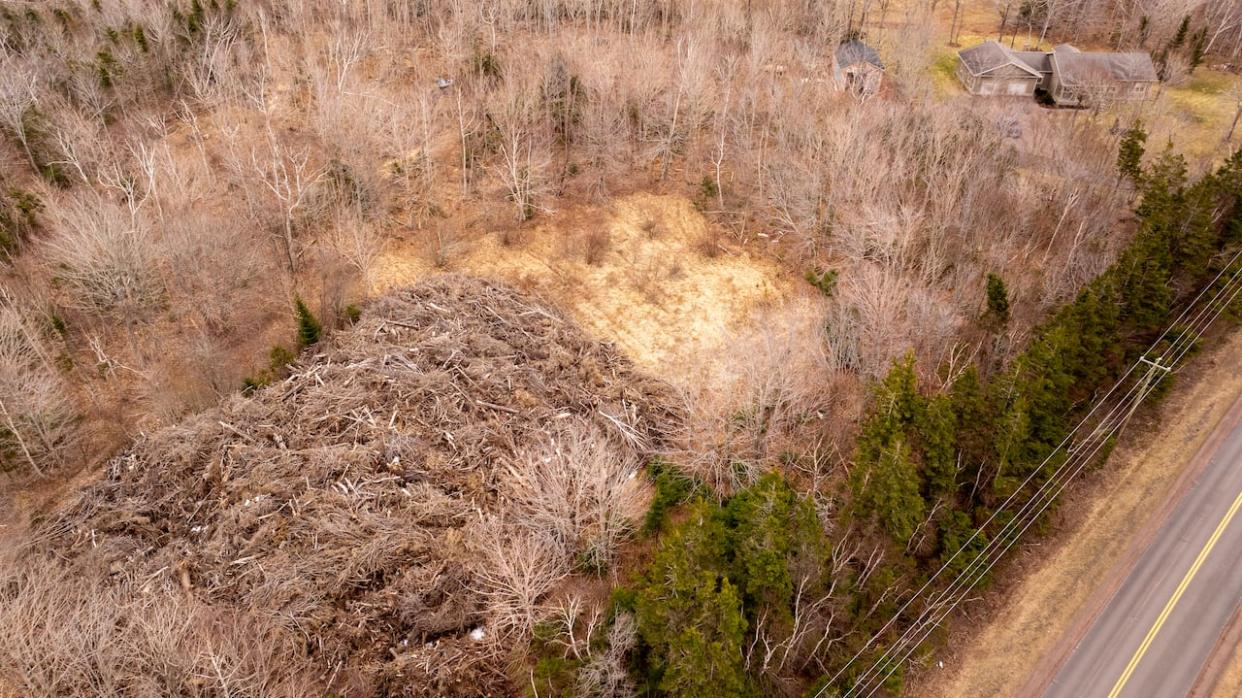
[4, 276, 677, 696]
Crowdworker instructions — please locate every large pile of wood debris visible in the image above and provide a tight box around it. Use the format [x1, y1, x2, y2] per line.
[11, 276, 677, 696]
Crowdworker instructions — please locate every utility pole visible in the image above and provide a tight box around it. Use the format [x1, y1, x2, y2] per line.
[1126, 355, 1172, 423]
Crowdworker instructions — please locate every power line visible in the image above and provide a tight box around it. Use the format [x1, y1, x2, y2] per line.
[817, 249, 1242, 698]
[849, 267, 1242, 698]
[844, 262, 1242, 697]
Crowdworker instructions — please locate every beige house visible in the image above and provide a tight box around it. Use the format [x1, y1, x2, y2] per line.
[957, 40, 1157, 106]
[833, 40, 884, 99]
[1046, 44, 1157, 106]
[956, 41, 1043, 96]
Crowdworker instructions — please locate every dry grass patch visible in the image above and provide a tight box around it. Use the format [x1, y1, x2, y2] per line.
[1213, 640, 1242, 698]
[1156, 69, 1242, 163]
[372, 193, 790, 385]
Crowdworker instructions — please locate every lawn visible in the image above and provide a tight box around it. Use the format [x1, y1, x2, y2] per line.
[1158, 68, 1240, 162]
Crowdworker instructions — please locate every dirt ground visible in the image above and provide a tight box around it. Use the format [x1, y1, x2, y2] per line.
[1214, 641, 1242, 698]
[372, 193, 794, 388]
[913, 328, 1242, 697]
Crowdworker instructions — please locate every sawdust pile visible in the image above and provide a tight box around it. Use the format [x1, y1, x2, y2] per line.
[5, 276, 678, 697]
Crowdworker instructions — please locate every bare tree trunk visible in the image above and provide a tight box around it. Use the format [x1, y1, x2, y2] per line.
[1227, 99, 1242, 142]
[0, 399, 43, 476]
[949, 0, 964, 44]
[455, 89, 472, 195]
[997, 0, 1014, 41]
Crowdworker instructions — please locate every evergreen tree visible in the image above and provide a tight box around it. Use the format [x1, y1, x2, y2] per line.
[918, 393, 959, 498]
[1190, 27, 1208, 70]
[1059, 282, 1123, 391]
[1175, 179, 1221, 277]
[1117, 121, 1147, 184]
[937, 509, 990, 579]
[851, 435, 925, 543]
[1169, 15, 1190, 50]
[989, 390, 1033, 499]
[949, 366, 993, 501]
[658, 585, 750, 698]
[985, 273, 1011, 325]
[1119, 148, 1186, 333]
[1012, 330, 1075, 452]
[294, 295, 322, 347]
[634, 499, 751, 697]
[724, 473, 827, 613]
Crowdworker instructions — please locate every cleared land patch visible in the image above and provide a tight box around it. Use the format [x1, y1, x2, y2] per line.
[372, 193, 790, 384]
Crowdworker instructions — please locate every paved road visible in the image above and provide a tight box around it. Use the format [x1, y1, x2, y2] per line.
[1043, 406, 1242, 698]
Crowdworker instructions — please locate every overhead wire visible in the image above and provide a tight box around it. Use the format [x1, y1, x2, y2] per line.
[817, 247, 1242, 697]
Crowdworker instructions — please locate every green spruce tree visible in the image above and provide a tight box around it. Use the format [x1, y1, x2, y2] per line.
[634, 499, 751, 697]
[1117, 121, 1147, 185]
[294, 295, 322, 347]
[985, 273, 1011, 325]
[1169, 15, 1190, 50]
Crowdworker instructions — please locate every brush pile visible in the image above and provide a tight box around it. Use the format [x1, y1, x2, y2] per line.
[8, 276, 677, 697]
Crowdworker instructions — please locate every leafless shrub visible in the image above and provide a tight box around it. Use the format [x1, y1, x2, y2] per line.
[583, 228, 612, 265]
[472, 520, 569, 639]
[41, 194, 163, 317]
[160, 205, 272, 336]
[0, 555, 317, 697]
[506, 421, 647, 568]
[431, 221, 463, 269]
[0, 55, 40, 171]
[43, 99, 110, 185]
[825, 261, 961, 379]
[328, 209, 385, 294]
[1161, 51, 1193, 86]
[679, 300, 832, 493]
[576, 611, 638, 698]
[697, 226, 724, 258]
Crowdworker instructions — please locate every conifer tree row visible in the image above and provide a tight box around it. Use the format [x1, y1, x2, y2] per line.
[852, 138, 1242, 563]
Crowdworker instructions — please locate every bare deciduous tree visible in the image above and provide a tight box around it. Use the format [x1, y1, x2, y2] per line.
[42, 195, 163, 318]
[472, 520, 569, 638]
[489, 75, 552, 222]
[0, 300, 73, 475]
[0, 56, 40, 171]
[507, 422, 646, 568]
[252, 137, 324, 273]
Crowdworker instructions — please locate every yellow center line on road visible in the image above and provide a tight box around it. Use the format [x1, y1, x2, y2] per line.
[1107, 487, 1242, 698]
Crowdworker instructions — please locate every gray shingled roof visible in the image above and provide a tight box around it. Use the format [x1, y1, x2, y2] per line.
[958, 40, 1041, 77]
[1051, 44, 1157, 84]
[1014, 50, 1052, 73]
[837, 40, 884, 70]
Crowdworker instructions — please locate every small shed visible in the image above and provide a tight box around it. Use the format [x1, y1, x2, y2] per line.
[833, 40, 884, 99]
[956, 40, 1042, 96]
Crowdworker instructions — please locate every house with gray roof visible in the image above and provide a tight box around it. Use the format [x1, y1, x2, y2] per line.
[956, 40, 1157, 106]
[956, 40, 1043, 96]
[1046, 44, 1157, 106]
